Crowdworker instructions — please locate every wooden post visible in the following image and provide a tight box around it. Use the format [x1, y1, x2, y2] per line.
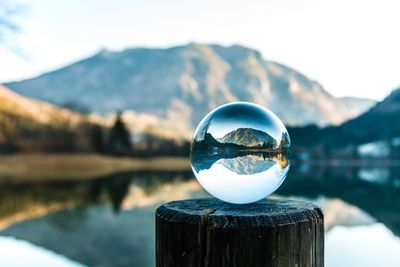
[156, 198, 324, 267]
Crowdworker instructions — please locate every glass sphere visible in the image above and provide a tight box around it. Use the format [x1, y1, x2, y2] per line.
[190, 102, 290, 204]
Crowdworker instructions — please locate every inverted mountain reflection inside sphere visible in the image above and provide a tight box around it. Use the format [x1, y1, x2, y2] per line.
[190, 102, 291, 204]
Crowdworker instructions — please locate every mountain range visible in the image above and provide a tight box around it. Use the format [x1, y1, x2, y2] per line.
[5, 43, 375, 127]
[290, 88, 400, 150]
[218, 128, 276, 147]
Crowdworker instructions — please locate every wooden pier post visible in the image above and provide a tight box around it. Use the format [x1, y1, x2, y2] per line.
[156, 198, 324, 267]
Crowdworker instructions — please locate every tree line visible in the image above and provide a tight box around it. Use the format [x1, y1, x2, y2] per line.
[0, 110, 190, 157]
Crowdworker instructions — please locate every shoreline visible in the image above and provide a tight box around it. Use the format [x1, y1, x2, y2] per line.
[0, 154, 190, 182]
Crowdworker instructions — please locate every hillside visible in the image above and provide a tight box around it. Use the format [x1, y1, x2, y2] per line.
[0, 84, 191, 154]
[0, 84, 92, 125]
[6, 43, 374, 127]
[290, 88, 400, 150]
[218, 128, 275, 147]
[0, 84, 103, 152]
[339, 88, 400, 143]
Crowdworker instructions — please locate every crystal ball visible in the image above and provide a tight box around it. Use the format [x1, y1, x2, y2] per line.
[190, 102, 290, 204]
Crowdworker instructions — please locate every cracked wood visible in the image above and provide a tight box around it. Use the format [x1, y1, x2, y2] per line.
[156, 198, 324, 267]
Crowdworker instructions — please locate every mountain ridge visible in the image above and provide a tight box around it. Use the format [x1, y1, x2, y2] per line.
[218, 127, 276, 147]
[5, 43, 374, 127]
[289, 87, 400, 150]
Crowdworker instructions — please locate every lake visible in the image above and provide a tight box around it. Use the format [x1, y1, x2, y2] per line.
[1, 164, 400, 267]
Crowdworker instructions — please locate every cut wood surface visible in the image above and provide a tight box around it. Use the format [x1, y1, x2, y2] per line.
[156, 198, 324, 267]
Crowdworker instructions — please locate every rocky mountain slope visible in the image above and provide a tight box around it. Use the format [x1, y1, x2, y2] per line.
[6, 43, 374, 127]
[218, 128, 275, 147]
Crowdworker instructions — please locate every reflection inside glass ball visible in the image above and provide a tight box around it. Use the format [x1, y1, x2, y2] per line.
[190, 102, 290, 204]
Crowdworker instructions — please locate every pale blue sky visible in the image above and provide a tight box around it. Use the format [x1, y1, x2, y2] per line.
[1, 0, 400, 100]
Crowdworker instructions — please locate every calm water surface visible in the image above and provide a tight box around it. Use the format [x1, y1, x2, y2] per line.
[1, 165, 400, 267]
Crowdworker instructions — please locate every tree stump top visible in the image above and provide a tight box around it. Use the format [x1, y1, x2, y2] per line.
[156, 198, 324, 267]
[156, 198, 323, 229]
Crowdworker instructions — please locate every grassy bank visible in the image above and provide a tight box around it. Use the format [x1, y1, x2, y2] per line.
[0, 154, 190, 182]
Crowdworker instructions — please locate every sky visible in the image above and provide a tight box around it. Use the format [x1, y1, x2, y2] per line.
[1, 0, 400, 100]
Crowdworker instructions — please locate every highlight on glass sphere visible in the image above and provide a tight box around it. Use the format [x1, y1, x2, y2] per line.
[190, 102, 291, 204]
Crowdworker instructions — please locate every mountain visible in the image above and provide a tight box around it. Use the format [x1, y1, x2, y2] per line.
[365, 89, 400, 114]
[117, 110, 192, 141]
[339, 96, 376, 115]
[290, 88, 400, 150]
[339, 88, 400, 142]
[218, 128, 275, 147]
[6, 43, 374, 127]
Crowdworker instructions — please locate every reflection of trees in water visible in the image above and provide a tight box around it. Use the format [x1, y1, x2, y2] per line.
[191, 147, 289, 174]
[1, 166, 400, 237]
[105, 175, 132, 213]
[1, 167, 400, 267]
[278, 166, 400, 236]
[0, 181, 101, 229]
[275, 153, 289, 168]
[0, 170, 193, 228]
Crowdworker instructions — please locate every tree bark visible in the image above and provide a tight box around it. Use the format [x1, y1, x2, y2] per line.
[156, 198, 324, 267]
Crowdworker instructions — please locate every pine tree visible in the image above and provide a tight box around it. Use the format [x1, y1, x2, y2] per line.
[107, 112, 132, 154]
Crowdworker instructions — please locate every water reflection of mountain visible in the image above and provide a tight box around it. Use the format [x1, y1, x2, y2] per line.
[192, 127, 290, 174]
[278, 166, 400, 236]
[1, 168, 400, 267]
[216, 155, 276, 175]
[191, 149, 288, 174]
[0, 170, 194, 230]
[0, 171, 203, 267]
